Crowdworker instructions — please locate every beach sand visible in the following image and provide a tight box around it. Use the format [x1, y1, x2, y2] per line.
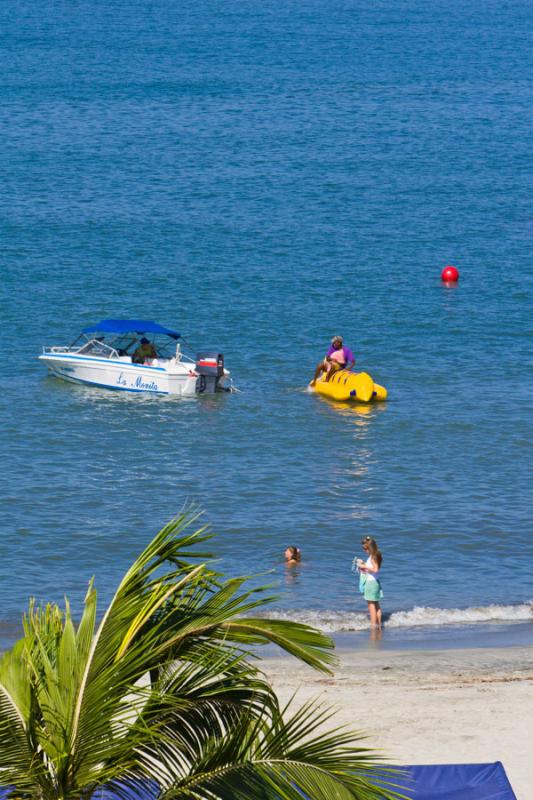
[262, 644, 532, 798]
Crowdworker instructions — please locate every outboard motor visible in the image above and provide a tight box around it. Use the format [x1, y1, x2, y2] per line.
[195, 352, 224, 393]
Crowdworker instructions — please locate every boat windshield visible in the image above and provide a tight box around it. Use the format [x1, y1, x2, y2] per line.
[77, 339, 120, 358]
[74, 334, 194, 362]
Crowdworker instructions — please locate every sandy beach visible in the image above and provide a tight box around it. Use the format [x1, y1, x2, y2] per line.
[263, 644, 532, 798]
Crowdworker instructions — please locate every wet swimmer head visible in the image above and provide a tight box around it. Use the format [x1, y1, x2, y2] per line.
[284, 546, 301, 565]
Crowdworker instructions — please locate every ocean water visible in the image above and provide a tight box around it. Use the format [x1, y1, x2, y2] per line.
[1, 0, 532, 648]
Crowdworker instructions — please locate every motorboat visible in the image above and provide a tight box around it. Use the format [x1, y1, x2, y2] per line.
[39, 319, 232, 396]
[310, 370, 387, 403]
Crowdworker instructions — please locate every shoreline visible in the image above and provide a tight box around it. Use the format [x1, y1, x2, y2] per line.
[257, 619, 533, 657]
[262, 644, 533, 798]
[1, 618, 531, 656]
[330, 619, 533, 652]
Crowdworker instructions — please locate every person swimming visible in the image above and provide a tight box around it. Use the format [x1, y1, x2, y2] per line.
[284, 546, 301, 565]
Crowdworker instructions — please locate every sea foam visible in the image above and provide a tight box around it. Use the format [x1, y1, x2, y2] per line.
[259, 602, 533, 633]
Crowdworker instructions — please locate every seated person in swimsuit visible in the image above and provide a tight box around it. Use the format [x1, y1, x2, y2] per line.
[310, 335, 355, 386]
[132, 337, 157, 364]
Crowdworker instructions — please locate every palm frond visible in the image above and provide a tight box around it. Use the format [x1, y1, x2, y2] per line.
[0, 508, 403, 800]
[140, 693, 405, 800]
[0, 642, 53, 795]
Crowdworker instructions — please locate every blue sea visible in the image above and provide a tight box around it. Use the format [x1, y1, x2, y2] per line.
[1, 0, 532, 650]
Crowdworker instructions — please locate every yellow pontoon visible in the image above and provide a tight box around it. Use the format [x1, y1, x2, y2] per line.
[311, 370, 387, 403]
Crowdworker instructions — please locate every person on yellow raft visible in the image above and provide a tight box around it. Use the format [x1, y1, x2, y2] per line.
[310, 335, 355, 387]
[310, 336, 388, 402]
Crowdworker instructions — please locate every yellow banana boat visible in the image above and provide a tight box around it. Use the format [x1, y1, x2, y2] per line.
[311, 370, 387, 403]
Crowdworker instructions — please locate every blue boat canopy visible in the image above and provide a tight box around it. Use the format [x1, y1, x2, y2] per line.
[82, 319, 180, 339]
[295, 762, 516, 800]
[2, 761, 513, 800]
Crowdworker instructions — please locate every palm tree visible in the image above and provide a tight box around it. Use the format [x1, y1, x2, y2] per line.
[0, 510, 405, 799]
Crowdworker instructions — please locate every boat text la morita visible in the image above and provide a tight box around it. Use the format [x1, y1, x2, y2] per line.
[39, 319, 231, 396]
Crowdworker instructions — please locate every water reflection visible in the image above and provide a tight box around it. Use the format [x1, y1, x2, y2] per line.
[310, 394, 388, 521]
[315, 394, 387, 429]
[369, 626, 383, 644]
[42, 375, 226, 410]
[284, 562, 303, 588]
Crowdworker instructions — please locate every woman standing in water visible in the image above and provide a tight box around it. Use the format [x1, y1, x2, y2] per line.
[357, 536, 383, 629]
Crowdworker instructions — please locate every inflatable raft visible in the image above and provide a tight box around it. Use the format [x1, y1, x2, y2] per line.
[311, 370, 387, 403]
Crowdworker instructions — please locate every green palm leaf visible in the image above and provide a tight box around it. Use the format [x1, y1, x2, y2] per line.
[0, 509, 405, 800]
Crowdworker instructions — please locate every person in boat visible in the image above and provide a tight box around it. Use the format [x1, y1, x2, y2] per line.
[284, 546, 301, 566]
[356, 536, 383, 629]
[310, 335, 355, 386]
[132, 337, 158, 364]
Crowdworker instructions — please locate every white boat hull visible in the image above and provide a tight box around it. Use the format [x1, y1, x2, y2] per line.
[40, 353, 201, 396]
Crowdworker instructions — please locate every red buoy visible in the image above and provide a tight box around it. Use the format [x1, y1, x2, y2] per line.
[441, 265, 459, 282]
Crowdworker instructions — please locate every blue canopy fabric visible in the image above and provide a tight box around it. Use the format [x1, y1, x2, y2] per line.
[0, 762, 517, 799]
[82, 319, 180, 339]
[386, 762, 517, 799]
[0, 782, 160, 800]
[90, 779, 159, 799]
[295, 762, 517, 800]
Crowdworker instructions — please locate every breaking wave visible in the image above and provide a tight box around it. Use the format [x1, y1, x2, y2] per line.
[259, 602, 533, 633]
